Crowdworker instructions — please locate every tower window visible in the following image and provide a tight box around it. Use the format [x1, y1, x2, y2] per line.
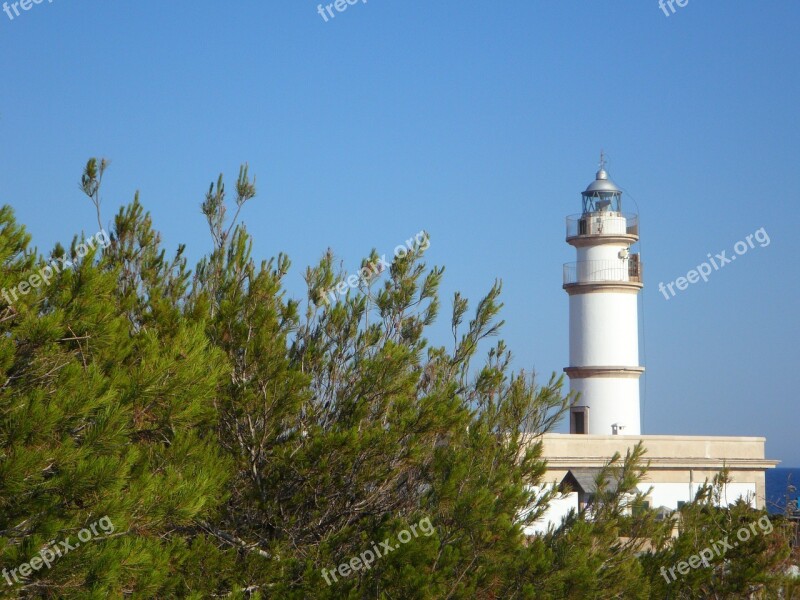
[571, 407, 589, 434]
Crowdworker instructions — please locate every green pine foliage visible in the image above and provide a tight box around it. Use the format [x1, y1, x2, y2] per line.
[0, 161, 796, 598]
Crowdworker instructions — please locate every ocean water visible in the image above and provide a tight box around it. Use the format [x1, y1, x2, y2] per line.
[766, 468, 800, 514]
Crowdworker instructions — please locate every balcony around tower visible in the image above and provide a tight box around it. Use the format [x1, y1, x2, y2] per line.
[563, 255, 643, 287]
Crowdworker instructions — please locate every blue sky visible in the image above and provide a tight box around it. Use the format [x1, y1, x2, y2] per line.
[1, 1, 798, 464]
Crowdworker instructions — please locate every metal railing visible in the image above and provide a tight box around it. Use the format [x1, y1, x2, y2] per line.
[563, 257, 643, 286]
[566, 213, 639, 239]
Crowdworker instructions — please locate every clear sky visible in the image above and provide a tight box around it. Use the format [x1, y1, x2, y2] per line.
[1, 1, 798, 464]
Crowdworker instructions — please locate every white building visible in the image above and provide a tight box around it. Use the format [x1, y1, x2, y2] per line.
[526, 159, 778, 535]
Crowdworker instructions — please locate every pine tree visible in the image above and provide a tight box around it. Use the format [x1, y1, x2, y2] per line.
[0, 166, 234, 597]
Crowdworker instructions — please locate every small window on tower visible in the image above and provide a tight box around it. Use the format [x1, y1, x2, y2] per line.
[571, 407, 588, 434]
[574, 412, 584, 434]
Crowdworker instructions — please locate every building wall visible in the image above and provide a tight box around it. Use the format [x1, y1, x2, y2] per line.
[533, 434, 776, 510]
[525, 479, 759, 535]
[638, 482, 757, 511]
[568, 292, 639, 366]
[524, 490, 578, 535]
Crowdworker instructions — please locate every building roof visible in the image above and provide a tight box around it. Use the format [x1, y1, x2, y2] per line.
[559, 468, 619, 495]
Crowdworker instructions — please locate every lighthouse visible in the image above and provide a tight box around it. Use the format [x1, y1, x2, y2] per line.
[523, 156, 775, 534]
[563, 155, 643, 436]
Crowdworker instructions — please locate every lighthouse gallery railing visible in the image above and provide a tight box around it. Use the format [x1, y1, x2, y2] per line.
[563, 258, 643, 286]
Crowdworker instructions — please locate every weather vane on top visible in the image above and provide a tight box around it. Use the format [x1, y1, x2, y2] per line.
[598, 150, 607, 172]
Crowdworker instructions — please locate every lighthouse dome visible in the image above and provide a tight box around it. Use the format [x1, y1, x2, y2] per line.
[584, 169, 621, 195]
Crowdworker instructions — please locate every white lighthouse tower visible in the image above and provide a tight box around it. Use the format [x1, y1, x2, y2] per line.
[564, 155, 643, 436]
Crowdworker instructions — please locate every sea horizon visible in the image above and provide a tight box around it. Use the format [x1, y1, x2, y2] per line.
[766, 467, 800, 514]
